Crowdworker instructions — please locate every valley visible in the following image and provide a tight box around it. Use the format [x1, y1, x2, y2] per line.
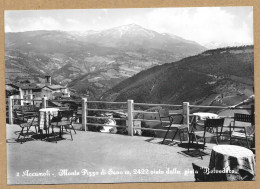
[102, 46, 254, 108]
[5, 25, 254, 108]
[5, 24, 206, 99]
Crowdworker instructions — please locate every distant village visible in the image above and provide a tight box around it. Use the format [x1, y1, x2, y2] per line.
[5, 76, 70, 107]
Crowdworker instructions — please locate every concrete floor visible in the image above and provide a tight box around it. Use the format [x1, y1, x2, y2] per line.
[7, 123, 223, 185]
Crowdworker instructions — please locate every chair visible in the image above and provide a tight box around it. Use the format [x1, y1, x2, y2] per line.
[192, 163, 211, 182]
[188, 118, 225, 159]
[21, 105, 40, 118]
[158, 109, 188, 144]
[50, 110, 77, 142]
[230, 113, 254, 149]
[13, 110, 39, 144]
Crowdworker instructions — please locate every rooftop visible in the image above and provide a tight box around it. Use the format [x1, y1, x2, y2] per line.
[43, 85, 67, 90]
[6, 83, 41, 90]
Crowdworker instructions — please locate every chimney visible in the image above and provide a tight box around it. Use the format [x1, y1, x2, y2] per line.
[45, 75, 51, 86]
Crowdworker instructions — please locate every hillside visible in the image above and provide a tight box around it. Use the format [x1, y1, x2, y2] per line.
[5, 24, 206, 98]
[102, 46, 254, 107]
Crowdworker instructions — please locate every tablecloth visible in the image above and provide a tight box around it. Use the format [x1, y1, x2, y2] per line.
[209, 145, 255, 180]
[39, 108, 59, 130]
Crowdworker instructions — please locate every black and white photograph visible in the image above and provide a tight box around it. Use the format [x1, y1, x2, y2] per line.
[4, 7, 255, 184]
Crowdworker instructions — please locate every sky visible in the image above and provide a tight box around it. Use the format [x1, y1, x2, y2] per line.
[4, 7, 253, 46]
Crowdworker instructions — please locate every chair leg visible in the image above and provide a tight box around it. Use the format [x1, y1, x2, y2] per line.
[215, 137, 219, 145]
[245, 135, 250, 149]
[59, 126, 63, 138]
[162, 125, 171, 144]
[188, 133, 193, 152]
[22, 127, 30, 144]
[194, 135, 203, 159]
[203, 138, 206, 150]
[230, 125, 232, 145]
[179, 130, 182, 143]
[69, 128, 73, 141]
[71, 125, 77, 134]
[171, 129, 178, 142]
[17, 127, 24, 140]
[39, 128, 43, 140]
[53, 126, 57, 143]
[182, 129, 186, 142]
[220, 126, 223, 137]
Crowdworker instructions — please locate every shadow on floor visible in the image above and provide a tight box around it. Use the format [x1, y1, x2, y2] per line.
[145, 138, 182, 146]
[178, 149, 210, 159]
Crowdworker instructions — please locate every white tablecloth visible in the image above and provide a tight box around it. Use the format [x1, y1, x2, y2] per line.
[39, 108, 59, 129]
[193, 112, 219, 120]
[209, 145, 255, 180]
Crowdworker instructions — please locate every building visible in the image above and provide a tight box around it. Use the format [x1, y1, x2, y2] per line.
[5, 76, 70, 106]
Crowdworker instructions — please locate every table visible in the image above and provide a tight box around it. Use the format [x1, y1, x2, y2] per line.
[39, 108, 59, 130]
[209, 145, 255, 181]
[191, 112, 219, 131]
[193, 112, 219, 123]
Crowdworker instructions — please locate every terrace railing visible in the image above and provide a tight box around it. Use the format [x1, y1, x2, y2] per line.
[7, 96, 253, 137]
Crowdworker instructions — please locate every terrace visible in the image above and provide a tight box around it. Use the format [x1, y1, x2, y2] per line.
[7, 124, 215, 184]
[5, 97, 254, 184]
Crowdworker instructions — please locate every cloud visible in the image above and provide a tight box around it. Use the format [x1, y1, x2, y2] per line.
[142, 7, 253, 45]
[5, 13, 61, 32]
[34, 17, 61, 30]
[4, 7, 253, 46]
[5, 25, 12, 32]
[66, 18, 80, 25]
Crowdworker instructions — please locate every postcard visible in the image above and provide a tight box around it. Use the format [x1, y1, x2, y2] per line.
[4, 6, 255, 185]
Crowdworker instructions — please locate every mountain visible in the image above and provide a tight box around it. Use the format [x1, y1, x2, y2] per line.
[203, 41, 252, 49]
[5, 24, 206, 98]
[102, 46, 254, 108]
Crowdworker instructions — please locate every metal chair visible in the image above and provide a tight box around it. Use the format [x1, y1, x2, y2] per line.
[188, 118, 225, 159]
[192, 163, 211, 182]
[158, 109, 188, 144]
[13, 110, 39, 144]
[230, 113, 254, 149]
[50, 110, 77, 142]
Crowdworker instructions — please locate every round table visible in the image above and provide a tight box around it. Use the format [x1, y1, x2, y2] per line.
[191, 112, 219, 131]
[39, 108, 59, 130]
[193, 112, 219, 124]
[209, 145, 255, 181]
[193, 112, 219, 120]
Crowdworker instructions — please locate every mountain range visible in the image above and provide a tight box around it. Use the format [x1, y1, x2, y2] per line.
[5, 24, 206, 98]
[102, 45, 254, 108]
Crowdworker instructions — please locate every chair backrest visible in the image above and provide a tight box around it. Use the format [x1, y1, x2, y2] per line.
[51, 110, 74, 123]
[158, 109, 170, 118]
[233, 113, 255, 136]
[169, 114, 184, 124]
[59, 110, 74, 119]
[13, 110, 36, 125]
[157, 109, 170, 126]
[21, 105, 39, 112]
[158, 109, 183, 125]
[204, 118, 225, 128]
[204, 118, 224, 135]
[234, 113, 253, 124]
[192, 163, 210, 182]
[13, 110, 25, 124]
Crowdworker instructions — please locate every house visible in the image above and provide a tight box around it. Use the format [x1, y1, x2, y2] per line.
[42, 85, 70, 98]
[5, 83, 42, 106]
[5, 76, 70, 106]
